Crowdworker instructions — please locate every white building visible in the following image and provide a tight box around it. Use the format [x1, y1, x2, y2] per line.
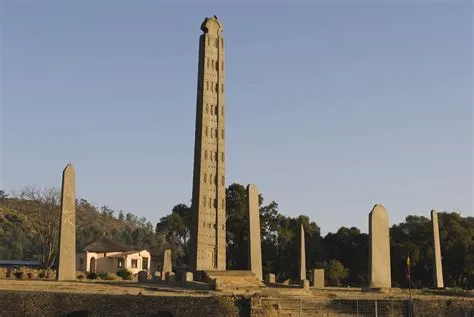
[76, 236, 150, 275]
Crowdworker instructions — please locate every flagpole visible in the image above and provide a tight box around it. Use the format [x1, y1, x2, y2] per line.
[407, 254, 412, 316]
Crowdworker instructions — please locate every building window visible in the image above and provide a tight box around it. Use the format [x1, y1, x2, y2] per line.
[118, 258, 124, 269]
[205, 126, 208, 137]
[215, 129, 218, 138]
[215, 61, 219, 71]
[142, 257, 149, 271]
[208, 223, 211, 228]
[215, 83, 218, 92]
[203, 198, 206, 207]
[221, 176, 225, 185]
[221, 152, 224, 162]
[205, 150, 208, 160]
[214, 38, 219, 48]
[209, 198, 212, 207]
[206, 104, 209, 113]
[222, 129, 224, 139]
[221, 106, 224, 116]
[203, 222, 206, 228]
[204, 173, 207, 183]
[206, 81, 209, 90]
[131, 259, 138, 269]
[214, 199, 217, 208]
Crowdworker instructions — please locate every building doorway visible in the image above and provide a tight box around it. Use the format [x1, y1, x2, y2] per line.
[89, 257, 96, 273]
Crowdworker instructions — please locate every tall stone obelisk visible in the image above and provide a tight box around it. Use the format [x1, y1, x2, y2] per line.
[247, 184, 262, 280]
[56, 163, 76, 281]
[368, 204, 391, 288]
[431, 210, 444, 288]
[299, 224, 306, 281]
[190, 16, 226, 272]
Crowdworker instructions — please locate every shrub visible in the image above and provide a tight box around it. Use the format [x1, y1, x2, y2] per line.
[14, 271, 24, 279]
[104, 273, 122, 281]
[77, 273, 86, 280]
[116, 269, 133, 280]
[27, 272, 38, 279]
[87, 272, 99, 280]
[98, 272, 117, 280]
[38, 269, 56, 279]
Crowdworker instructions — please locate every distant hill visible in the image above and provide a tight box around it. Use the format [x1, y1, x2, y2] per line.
[0, 195, 159, 267]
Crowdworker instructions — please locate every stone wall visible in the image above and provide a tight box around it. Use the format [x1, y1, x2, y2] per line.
[0, 291, 249, 317]
[257, 297, 474, 317]
[0, 291, 472, 317]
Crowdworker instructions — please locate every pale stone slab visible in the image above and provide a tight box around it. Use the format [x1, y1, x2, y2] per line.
[431, 210, 444, 288]
[213, 278, 223, 291]
[161, 249, 172, 280]
[57, 164, 76, 281]
[300, 279, 310, 291]
[183, 272, 194, 282]
[299, 224, 306, 281]
[368, 204, 391, 288]
[247, 184, 263, 281]
[312, 269, 324, 288]
[265, 273, 276, 284]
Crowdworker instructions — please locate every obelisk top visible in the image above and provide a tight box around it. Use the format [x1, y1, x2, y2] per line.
[201, 16, 224, 35]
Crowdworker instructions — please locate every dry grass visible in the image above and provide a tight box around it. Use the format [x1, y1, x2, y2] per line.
[1, 279, 472, 301]
[0, 279, 212, 297]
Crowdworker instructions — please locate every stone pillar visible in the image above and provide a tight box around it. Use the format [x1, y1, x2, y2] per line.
[161, 249, 172, 280]
[57, 163, 77, 281]
[299, 224, 306, 281]
[247, 184, 263, 280]
[431, 210, 444, 288]
[368, 204, 391, 288]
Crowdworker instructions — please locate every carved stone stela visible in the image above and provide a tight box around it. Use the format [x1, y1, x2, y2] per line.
[190, 16, 227, 272]
[57, 163, 77, 281]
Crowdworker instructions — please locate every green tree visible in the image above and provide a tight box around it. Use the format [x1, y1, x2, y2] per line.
[226, 183, 250, 269]
[156, 204, 192, 267]
[324, 259, 349, 286]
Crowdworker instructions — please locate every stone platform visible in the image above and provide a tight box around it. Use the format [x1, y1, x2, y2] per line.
[202, 270, 264, 291]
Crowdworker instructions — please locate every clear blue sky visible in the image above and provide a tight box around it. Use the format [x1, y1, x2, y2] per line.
[1, 1, 472, 234]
